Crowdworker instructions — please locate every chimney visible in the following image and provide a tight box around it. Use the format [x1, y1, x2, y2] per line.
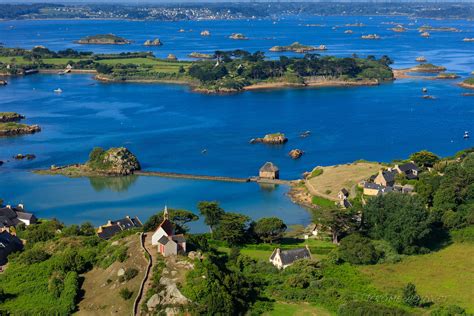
[17, 204, 24, 210]
[107, 220, 112, 226]
[6, 205, 11, 209]
[126, 215, 130, 219]
[276, 248, 281, 255]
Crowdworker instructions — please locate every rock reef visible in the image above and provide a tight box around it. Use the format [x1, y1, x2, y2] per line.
[270, 42, 327, 53]
[250, 133, 288, 145]
[76, 34, 131, 45]
[144, 38, 163, 46]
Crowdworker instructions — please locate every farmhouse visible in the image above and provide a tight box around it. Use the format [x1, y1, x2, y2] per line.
[363, 182, 393, 196]
[259, 162, 279, 179]
[0, 204, 37, 232]
[97, 216, 142, 240]
[374, 169, 397, 187]
[151, 207, 187, 257]
[269, 246, 312, 269]
[395, 162, 419, 180]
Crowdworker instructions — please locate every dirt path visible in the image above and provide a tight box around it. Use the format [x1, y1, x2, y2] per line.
[136, 233, 158, 315]
[134, 233, 153, 316]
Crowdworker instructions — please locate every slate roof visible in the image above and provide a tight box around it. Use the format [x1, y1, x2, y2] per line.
[171, 234, 186, 243]
[0, 231, 23, 265]
[16, 211, 37, 222]
[0, 206, 36, 226]
[260, 162, 279, 173]
[381, 170, 397, 183]
[364, 182, 384, 190]
[279, 248, 311, 266]
[340, 188, 349, 196]
[158, 235, 170, 245]
[158, 219, 175, 236]
[398, 162, 419, 173]
[97, 225, 123, 240]
[112, 216, 142, 230]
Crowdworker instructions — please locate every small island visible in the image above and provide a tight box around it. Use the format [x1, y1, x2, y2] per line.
[269, 42, 327, 53]
[0, 112, 40, 137]
[76, 34, 131, 45]
[36, 147, 141, 177]
[229, 33, 248, 40]
[0, 112, 25, 122]
[436, 73, 459, 80]
[144, 38, 162, 46]
[188, 52, 213, 59]
[361, 34, 381, 40]
[418, 26, 460, 33]
[250, 133, 288, 145]
[409, 63, 447, 73]
[460, 78, 474, 89]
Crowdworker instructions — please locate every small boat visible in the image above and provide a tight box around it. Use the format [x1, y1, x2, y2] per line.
[54, 88, 63, 94]
[464, 131, 470, 139]
[422, 95, 435, 99]
[422, 88, 428, 93]
[201, 149, 208, 154]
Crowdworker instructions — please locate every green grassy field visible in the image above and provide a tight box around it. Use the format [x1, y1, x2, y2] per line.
[360, 243, 474, 313]
[265, 302, 332, 316]
[218, 238, 336, 262]
[0, 55, 190, 74]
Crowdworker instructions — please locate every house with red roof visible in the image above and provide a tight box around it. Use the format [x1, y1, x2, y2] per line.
[151, 206, 186, 257]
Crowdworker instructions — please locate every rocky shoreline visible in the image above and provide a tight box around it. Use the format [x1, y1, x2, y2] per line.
[459, 82, 474, 89]
[0, 122, 41, 137]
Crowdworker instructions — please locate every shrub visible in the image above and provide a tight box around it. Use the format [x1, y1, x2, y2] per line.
[339, 234, 380, 265]
[119, 288, 133, 300]
[430, 305, 466, 316]
[124, 268, 139, 281]
[310, 168, 323, 178]
[17, 248, 50, 265]
[451, 226, 474, 243]
[402, 283, 421, 307]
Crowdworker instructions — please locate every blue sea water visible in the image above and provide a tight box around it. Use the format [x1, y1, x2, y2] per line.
[0, 16, 473, 231]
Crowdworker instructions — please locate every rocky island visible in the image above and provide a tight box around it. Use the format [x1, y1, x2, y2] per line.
[0, 113, 40, 137]
[460, 78, 474, 89]
[229, 33, 248, 40]
[269, 42, 327, 53]
[144, 38, 162, 46]
[361, 34, 381, 40]
[188, 52, 213, 59]
[0, 112, 25, 122]
[76, 34, 131, 45]
[436, 73, 459, 79]
[289, 149, 304, 159]
[0, 122, 41, 137]
[409, 63, 447, 73]
[250, 133, 288, 145]
[36, 147, 141, 177]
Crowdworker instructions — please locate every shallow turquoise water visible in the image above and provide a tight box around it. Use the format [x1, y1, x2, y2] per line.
[0, 16, 473, 230]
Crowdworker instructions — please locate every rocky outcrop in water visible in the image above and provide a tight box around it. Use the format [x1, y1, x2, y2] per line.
[0, 112, 24, 122]
[76, 34, 131, 45]
[88, 147, 141, 175]
[250, 133, 288, 145]
[0, 123, 41, 137]
[289, 149, 304, 159]
[144, 38, 162, 46]
[14, 154, 36, 160]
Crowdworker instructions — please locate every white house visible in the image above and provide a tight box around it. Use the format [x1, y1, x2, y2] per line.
[151, 207, 175, 246]
[269, 246, 312, 269]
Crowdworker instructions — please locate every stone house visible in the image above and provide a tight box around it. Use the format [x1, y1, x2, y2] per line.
[0, 204, 37, 232]
[363, 182, 393, 196]
[97, 215, 142, 240]
[259, 162, 279, 180]
[269, 246, 312, 269]
[395, 162, 419, 180]
[337, 188, 350, 200]
[374, 169, 397, 187]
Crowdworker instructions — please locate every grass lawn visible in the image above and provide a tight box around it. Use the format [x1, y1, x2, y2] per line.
[312, 196, 335, 208]
[218, 238, 336, 262]
[306, 162, 383, 200]
[360, 243, 474, 313]
[265, 302, 332, 316]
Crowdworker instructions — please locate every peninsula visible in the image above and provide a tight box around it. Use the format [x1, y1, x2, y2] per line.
[76, 34, 131, 45]
[36, 147, 141, 177]
[0, 46, 394, 94]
